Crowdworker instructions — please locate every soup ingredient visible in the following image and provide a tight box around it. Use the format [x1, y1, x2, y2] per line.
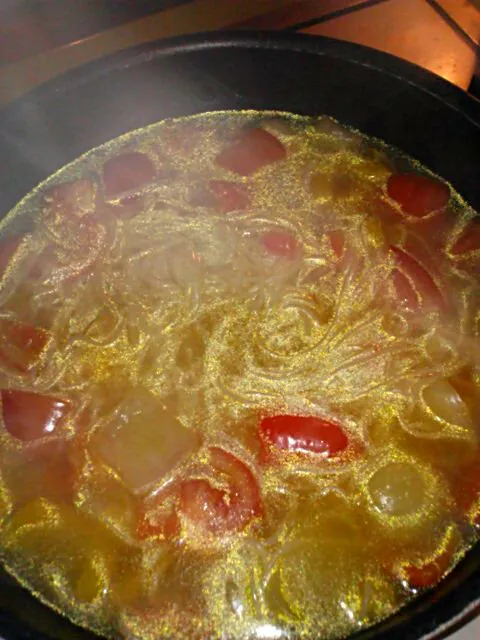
[0, 319, 49, 372]
[328, 230, 345, 260]
[451, 454, 480, 523]
[102, 151, 156, 197]
[92, 394, 200, 493]
[0, 236, 23, 277]
[261, 231, 297, 259]
[216, 127, 286, 175]
[43, 179, 97, 221]
[208, 180, 249, 213]
[390, 246, 447, 313]
[34, 215, 109, 285]
[387, 173, 450, 217]
[4, 440, 75, 505]
[368, 462, 425, 516]
[180, 447, 261, 536]
[421, 380, 472, 430]
[137, 484, 181, 541]
[1, 390, 70, 441]
[260, 415, 349, 457]
[401, 549, 453, 589]
[138, 448, 261, 540]
[450, 219, 480, 256]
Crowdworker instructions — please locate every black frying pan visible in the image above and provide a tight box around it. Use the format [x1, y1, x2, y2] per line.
[0, 31, 479, 640]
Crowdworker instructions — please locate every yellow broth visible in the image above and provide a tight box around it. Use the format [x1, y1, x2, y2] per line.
[0, 111, 479, 639]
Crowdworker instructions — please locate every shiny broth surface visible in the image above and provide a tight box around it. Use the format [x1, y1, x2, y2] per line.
[0, 111, 480, 639]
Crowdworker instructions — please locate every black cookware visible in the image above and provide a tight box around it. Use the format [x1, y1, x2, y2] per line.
[0, 31, 479, 640]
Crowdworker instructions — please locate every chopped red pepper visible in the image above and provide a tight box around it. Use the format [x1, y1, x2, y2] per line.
[403, 557, 449, 589]
[396, 536, 456, 590]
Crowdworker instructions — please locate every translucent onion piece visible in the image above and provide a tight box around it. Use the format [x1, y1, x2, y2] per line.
[91, 392, 200, 494]
[368, 462, 425, 516]
[421, 379, 473, 430]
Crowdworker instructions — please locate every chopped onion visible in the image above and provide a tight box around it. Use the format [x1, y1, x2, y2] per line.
[368, 462, 425, 516]
[421, 379, 472, 430]
[91, 391, 201, 494]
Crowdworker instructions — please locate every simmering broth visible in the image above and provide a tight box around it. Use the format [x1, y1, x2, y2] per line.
[0, 111, 479, 639]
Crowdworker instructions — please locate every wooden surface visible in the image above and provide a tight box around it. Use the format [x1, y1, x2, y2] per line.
[0, 0, 479, 104]
[302, 0, 477, 87]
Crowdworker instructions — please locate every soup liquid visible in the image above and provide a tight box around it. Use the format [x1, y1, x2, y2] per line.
[0, 112, 479, 639]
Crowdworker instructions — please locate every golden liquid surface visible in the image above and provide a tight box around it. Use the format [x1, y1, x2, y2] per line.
[0, 111, 479, 639]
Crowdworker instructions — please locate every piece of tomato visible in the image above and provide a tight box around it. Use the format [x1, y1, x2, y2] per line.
[390, 246, 448, 314]
[327, 230, 345, 259]
[137, 483, 181, 541]
[137, 508, 180, 541]
[259, 415, 349, 457]
[102, 151, 156, 198]
[450, 454, 480, 524]
[374, 197, 454, 253]
[395, 534, 456, 591]
[216, 128, 286, 176]
[1, 389, 70, 442]
[208, 180, 249, 213]
[42, 179, 96, 222]
[0, 236, 24, 279]
[387, 173, 450, 217]
[37, 180, 113, 284]
[33, 216, 108, 286]
[402, 558, 449, 590]
[450, 220, 480, 257]
[180, 447, 262, 536]
[261, 231, 297, 259]
[0, 319, 49, 372]
[137, 448, 261, 540]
